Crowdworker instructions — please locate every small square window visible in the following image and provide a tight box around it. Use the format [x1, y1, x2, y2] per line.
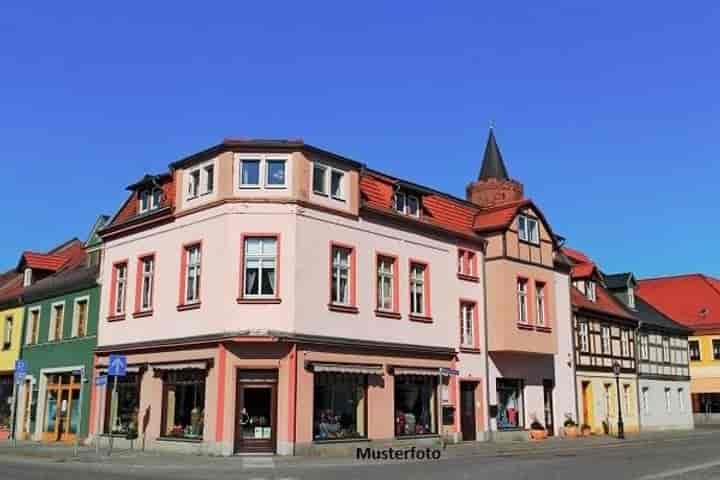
[266, 160, 286, 186]
[330, 170, 344, 200]
[313, 164, 328, 195]
[240, 159, 261, 186]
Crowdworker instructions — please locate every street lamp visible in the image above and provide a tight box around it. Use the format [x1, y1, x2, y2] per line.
[612, 361, 625, 439]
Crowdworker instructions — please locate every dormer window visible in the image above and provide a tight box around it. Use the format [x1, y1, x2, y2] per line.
[23, 268, 32, 287]
[586, 280, 597, 302]
[518, 215, 539, 244]
[394, 191, 420, 217]
[186, 163, 216, 199]
[139, 188, 162, 213]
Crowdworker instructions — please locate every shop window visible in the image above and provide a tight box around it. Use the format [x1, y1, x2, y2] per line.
[105, 373, 141, 435]
[394, 376, 437, 436]
[497, 379, 523, 429]
[161, 370, 206, 439]
[313, 373, 366, 440]
[0, 375, 12, 429]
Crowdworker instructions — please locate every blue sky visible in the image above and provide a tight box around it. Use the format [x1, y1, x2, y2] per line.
[1, 2, 718, 277]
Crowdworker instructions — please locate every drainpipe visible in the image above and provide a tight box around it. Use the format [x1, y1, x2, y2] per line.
[482, 251, 492, 442]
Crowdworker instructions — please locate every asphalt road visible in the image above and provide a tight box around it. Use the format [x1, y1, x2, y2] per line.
[3, 433, 720, 480]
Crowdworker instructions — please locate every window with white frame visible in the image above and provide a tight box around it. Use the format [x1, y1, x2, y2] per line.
[601, 325, 611, 354]
[73, 298, 88, 337]
[237, 155, 289, 189]
[665, 388, 672, 412]
[186, 164, 215, 199]
[266, 159, 286, 186]
[586, 281, 597, 302]
[517, 279, 528, 324]
[627, 287, 636, 309]
[518, 215, 539, 244]
[460, 302, 475, 348]
[26, 308, 40, 345]
[640, 334, 649, 360]
[313, 163, 346, 201]
[621, 329, 630, 357]
[139, 187, 163, 213]
[313, 164, 327, 195]
[243, 237, 277, 297]
[578, 320, 589, 352]
[2, 316, 12, 349]
[394, 191, 420, 217]
[23, 268, 32, 287]
[185, 245, 201, 304]
[409, 263, 427, 316]
[330, 246, 351, 305]
[377, 256, 395, 311]
[535, 282, 546, 327]
[662, 337, 671, 363]
[187, 170, 201, 198]
[139, 256, 155, 311]
[689, 340, 701, 361]
[239, 158, 261, 186]
[642, 387, 649, 413]
[114, 263, 127, 315]
[50, 302, 64, 341]
[330, 170, 344, 200]
[457, 249, 476, 277]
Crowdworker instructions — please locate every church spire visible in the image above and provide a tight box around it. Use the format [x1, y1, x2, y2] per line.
[478, 127, 509, 180]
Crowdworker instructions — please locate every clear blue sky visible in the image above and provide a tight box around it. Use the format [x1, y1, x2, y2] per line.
[1, 2, 718, 277]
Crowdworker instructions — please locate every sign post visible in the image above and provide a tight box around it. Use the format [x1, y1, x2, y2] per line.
[11, 360, 27, 448]
[94, 375, 107, 455]
[106, 355, 127, 456]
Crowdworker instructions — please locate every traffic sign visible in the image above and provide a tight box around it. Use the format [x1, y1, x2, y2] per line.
[14, 359, 27, 383]
[107, 354, 127, 377]
[95, 375, 108, 387]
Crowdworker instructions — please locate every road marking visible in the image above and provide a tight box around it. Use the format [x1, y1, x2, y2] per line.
[636, 459, 720, 479]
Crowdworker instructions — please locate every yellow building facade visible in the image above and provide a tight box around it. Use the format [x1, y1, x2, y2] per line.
[688, 333, 720, 413]
[0, 306, 24, 435]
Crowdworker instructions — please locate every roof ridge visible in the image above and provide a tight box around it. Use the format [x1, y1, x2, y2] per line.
[638, 273, 705, 282]
[700, 274, 720, 297]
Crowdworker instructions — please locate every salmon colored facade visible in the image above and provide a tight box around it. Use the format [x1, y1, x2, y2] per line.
[88, 133, 576, 455]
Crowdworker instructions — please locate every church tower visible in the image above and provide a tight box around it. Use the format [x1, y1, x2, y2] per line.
[466, 128, 524, 209]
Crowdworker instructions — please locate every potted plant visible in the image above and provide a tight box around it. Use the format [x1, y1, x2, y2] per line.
[529, 417, 548, 440]
[580, 423, 592, 436]
[563, 415, 578, 437]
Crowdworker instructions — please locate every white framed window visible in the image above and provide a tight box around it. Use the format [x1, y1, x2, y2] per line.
[640, 335, 649, 360]
[665, 388, 672, 412]
[621, 329, 630, 357]
[394, 192, 420, 217]
[2, 316, 13, 349]
[139, 188, 163, 213]
[458, 249, 476, 277]
[409, 263, 427, 316]
[678, 388, 685, 412]
[518, 215, 539, 244]
[114, 263, 127, 315]
[186, 162, 215, 199]
[535, 282, 546, 327]
[312, 163, 346, 201]
[266, 159, 287, 187]
[460, 302, 475, 348]
[330, 169, 344, 200]
[313, 164, 328, 195]
[187, 170, 201, 198]
[662, 337, 671, 363]
[26, 307, 40, 345]
[578, 319, 589, 352]
[642, 387, 650, 413]
[49, 301, 65, 342]
[377, 256, 395, 311]
[204, 164, 214, 194]
[601, 325, 611, 354]
[517, 279, 528, 324]
[23, 268, 32, 287]
[239, 158, 262, 187]
[140, 256, 155, 311]
[243, 237, 277, 297]
[586, 281, 597, 302]
[185, 245, 201, 304]
[330, 246, 352, 305]
[72, 297, 89, 337]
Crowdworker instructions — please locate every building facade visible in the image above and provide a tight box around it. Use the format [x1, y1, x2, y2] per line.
[0, 275, 24, 438]
[88, 132, 574, 455]
[605, 273, 693, 430]
[637, 274, 720, 425]
[565, 249, 640, 435]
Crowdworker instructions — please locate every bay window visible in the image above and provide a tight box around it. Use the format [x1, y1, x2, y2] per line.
[243, 237, 278, 298]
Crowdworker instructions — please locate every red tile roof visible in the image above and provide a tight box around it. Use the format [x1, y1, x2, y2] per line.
[562, 247, 592, 264]
[561, 247, 598, 279]
[471, 200, 530, 232]
[20, 252, 69, 271]
[637, 274, 720, 330]
[571, 285, 636, 321]
[106, 175, 175, 230]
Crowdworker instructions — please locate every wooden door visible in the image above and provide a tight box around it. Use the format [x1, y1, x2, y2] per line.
[234, 370, 277, 454]
[582, 381, 592, 426]
[42, 374, 80, 443]
[460, 382, 477, 441]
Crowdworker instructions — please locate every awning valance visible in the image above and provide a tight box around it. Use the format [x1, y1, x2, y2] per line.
[97, 366, 141, 374]
[393, 367, 445, 376]
[151, 361, 209, 371]
[310, 362, 383, 375]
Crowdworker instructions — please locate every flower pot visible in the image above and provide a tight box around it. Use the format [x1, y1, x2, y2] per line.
[530, 429, 548, 440]
[581, 426, 592, 436]
[564, 426, 578, 438]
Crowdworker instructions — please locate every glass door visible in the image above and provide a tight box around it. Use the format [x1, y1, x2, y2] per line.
[234, 371, 277, 453]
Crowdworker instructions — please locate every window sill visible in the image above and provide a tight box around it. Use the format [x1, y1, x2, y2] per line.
[157, 436, 203, 443]
[313, 437, 370, 444]
[409, 314, 433, 323]
[395, 434, 440, 440]
[460, 346, 482, 354]
[518, 239, 540, 247]
[177, 303, 201, 312]
[457, 273, 480, 283]
[517, 322, 534, 330]
[535, 326, 552, 333]
[107, 314, 126, 322]
[375, 309, 401, 320]
[237, 297, 282, 304]
[328, 303, 359, 314]
[133, 310, 153, 319]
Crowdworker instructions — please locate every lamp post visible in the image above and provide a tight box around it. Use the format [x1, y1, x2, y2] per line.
[612, 361, 625, 439]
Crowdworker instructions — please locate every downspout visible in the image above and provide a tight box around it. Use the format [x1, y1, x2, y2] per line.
[482, 248, 492, 441]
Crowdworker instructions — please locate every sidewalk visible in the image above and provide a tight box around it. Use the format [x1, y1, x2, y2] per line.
[0, 428, 716, 469]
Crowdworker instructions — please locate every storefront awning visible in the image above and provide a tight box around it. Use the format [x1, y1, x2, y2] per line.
[393, 367, 446, 376]
[310, 362, 383, 375]
[97, 366, 141, 374]
[151, 361, 209, 371]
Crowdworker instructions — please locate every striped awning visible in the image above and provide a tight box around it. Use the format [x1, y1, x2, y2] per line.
[151, 361, 208, 371]
[310, 362, 383, 375]
[393, 367, 444, 376]
[97, 366, 141, 374]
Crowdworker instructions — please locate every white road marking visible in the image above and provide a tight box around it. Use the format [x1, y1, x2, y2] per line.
[636, 459, 720, 479]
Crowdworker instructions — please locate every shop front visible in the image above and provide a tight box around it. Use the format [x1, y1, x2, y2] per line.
[0, 374, 12, 439]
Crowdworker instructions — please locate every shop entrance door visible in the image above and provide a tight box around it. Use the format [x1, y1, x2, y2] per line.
[234, 370, 277, 454]
[42, 373, 81, 443]
[460, 382, 477, 441]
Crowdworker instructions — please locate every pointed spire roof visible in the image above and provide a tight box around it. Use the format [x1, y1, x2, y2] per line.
[478, 128, 509, 180]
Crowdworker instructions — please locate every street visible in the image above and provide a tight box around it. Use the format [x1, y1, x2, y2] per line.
[2, 430, 720, 480]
